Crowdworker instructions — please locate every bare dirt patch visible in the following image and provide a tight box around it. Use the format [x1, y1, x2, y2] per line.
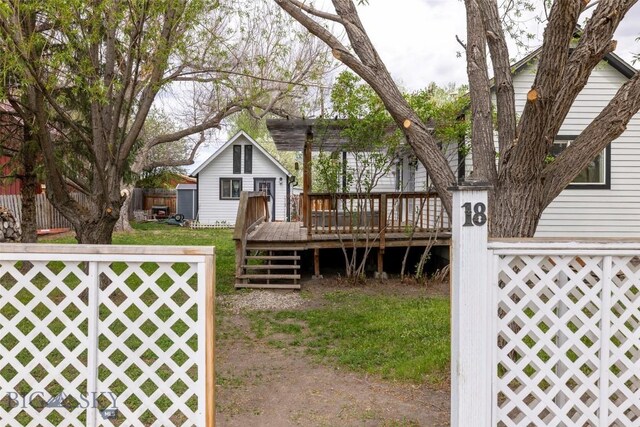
[215, 280, 451, 426]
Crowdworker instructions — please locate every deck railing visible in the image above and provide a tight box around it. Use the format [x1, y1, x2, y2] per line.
[233, 191, 270, 279]
[305, 191, 450, 237]
[233, 191, 270, 241]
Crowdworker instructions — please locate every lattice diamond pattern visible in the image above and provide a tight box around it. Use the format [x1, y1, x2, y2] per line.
[609, 257, 640, 426]
[96, 262, 200, 427]
[0, 257, 205, 427]
[496, 255, 603, 426]
[0, 261, 89, 426]
[495, 253, 640, 427]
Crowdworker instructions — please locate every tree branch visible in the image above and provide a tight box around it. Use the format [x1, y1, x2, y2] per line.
[144, 132, 206, 171]
[463, 0, 497, 183]
[477, 0, 516, 157]
[148, 105, 241, 148]
[543, 70, 640, 204]
[548, 0, 639, 139]
[274, 0, 364, 74]
[276, 0, 456, 214]
[118, 3, 184, 166]
[507, 0, 583, 176]
[287, 0, 344, 23]
[455, 35, 467, 50]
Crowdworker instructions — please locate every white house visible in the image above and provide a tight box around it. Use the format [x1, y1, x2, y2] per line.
[191, 131, 292, 225]
[404, 49, 639, 238]
[468, 50, 639, 238]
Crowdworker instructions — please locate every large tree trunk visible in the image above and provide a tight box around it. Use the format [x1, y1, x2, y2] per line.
[73, 213, 119, 244]
[491, 182, 545, 238]
[20, 128, 38, 243]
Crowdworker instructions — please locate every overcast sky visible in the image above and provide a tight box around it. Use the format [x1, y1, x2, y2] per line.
[356, 0, 639, 90]
[186, 1, 640, 171]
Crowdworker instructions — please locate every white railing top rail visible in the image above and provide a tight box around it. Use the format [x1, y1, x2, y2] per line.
[0, 243, 214, 256]
[489, 238, 640, 254]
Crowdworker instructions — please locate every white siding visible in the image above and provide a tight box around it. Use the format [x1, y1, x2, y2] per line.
[196, 134, 289, 224]
[510, 59, 640, 237]
[415, 161, 428, 191]
[412, 141, 459, 192]
[342, 152, 396, 192]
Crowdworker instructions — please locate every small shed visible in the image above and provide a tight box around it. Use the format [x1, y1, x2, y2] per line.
[176, 183, 198, 220]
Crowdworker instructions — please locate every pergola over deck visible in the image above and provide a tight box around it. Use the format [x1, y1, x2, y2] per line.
[231, 119, 451, 289]
[267, 118, 348, 206]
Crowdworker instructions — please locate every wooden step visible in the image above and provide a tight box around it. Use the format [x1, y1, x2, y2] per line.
[235, 283, 301, 290]
[245, 255, 300, 261]
[243, 264, 300, 270]
[246, 246, 295, 251]
[238, 273, 301, 280]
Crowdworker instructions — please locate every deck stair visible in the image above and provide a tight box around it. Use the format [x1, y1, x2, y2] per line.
[235, 249, 301, 289]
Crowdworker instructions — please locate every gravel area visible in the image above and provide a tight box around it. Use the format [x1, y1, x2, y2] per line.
[220, 291, 306, 313]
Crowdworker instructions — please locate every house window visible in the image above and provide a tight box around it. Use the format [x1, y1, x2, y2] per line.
[220, 178, 242, 199]
[551, 136, 610, 189]
[233, 145, 241, 174]
[395, 162, 403, 191]
[244, 145, 253, 173]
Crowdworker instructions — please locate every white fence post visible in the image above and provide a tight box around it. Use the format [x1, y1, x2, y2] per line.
[86, 261, 100, 427]
[450, 182, 492, 427]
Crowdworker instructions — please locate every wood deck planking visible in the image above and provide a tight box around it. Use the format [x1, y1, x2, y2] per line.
[246, 222, 450, 248]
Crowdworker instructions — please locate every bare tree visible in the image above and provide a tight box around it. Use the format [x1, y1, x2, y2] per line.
[0, 0, 329, 243]
[276, 0, 640, 237]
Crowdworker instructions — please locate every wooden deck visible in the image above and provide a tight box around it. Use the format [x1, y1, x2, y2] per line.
[247, 221, 451, 249]
[234, 191, 451, 287]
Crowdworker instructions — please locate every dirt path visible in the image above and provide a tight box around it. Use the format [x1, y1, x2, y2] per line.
[215, 281, 451, 426]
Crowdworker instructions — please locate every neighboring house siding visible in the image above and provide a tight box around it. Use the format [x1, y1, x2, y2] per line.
[342, 152, 396, 192]
[509, 59, 640, 237]
[197, 134, 288, 224]
[411, 141, 458, 192]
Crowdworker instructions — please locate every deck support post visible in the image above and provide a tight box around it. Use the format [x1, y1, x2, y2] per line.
[312, 248, 323, 279]
[375, 248, 387, 280]
[376, 194, 387, 279]
[303, 129, 312, 233]
[235, 241, 246, 286]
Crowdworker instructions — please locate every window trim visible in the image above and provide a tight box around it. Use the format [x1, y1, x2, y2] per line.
[219, 177, 242, 200]
[554, 135, 611, 190]
[244, 144, 253, 174]
[232, 145, 242, 174]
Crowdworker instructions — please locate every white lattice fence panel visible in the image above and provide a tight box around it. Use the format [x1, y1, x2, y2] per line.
[608, 257, 640, 425]
[0, 261, 90, 426]
[96, 261, 204, 426]
[496, 254, 604, 426]
[0, 246, 214, 427]
[493, 250, 640, 427]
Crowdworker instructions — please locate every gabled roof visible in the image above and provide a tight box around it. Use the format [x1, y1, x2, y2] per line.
[507, 48, 637, 80]
[190, 130, 291, 177]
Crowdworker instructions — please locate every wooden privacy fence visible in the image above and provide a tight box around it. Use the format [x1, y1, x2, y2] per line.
[0, 244, 215, 426]
[142, 189, 176, 215]
[451, 185, 639, 426]
[0, 193, 88, 230]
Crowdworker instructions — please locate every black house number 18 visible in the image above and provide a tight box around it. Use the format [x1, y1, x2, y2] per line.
[462, 202, 487, 227]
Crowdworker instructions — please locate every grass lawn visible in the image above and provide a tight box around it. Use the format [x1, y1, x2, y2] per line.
[248, 291, 450, 385]
[44, 222, 237, 294]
